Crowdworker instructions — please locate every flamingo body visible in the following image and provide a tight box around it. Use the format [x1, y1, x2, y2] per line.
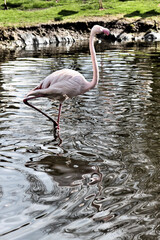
[28, 69, 90, 102]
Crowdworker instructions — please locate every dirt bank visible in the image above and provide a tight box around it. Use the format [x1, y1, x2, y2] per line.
[0, 17, 160, 49]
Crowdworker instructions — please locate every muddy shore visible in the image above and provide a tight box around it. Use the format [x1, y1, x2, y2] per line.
[0, 18, 160, 49]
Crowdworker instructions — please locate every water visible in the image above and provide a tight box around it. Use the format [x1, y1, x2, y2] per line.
[0, 40, 159, 240]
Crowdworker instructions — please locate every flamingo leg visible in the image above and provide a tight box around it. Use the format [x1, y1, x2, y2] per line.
[23, 96, 58, 129]
[57, 103, 62, 128]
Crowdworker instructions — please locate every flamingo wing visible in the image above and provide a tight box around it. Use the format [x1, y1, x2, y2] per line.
[27, 69, 89, 101]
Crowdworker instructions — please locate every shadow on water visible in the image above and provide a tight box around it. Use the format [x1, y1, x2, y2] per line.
[0, 40, 160, 239]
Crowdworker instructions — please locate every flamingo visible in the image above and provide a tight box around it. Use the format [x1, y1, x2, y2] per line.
[23, 25, 110, 132]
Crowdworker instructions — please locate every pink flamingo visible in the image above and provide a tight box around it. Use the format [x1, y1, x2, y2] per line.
[23, 25, 110, 132]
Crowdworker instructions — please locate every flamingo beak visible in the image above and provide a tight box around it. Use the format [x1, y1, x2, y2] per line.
[103, 28, 110, 36]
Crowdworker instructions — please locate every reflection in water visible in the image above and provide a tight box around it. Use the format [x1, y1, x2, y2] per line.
[26, 155, 99, 187]
[0, 41, 160, 239]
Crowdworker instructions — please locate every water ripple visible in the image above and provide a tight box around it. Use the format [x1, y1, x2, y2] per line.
[0, 42, 160, 239]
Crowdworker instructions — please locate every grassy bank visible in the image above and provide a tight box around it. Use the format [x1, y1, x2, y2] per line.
[0, 0, 160, 27]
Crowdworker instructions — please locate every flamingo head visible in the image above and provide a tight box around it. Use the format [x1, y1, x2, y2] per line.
[91, 25, 110, 36]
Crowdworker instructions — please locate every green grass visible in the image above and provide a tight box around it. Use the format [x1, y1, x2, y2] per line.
[0, 0, 160, 27]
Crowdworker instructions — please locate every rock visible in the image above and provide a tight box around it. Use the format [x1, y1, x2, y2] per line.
[19, 32, 34, 45]
[117, 32, 134, 42]
[144, 31, 160, 41]
[0, 19, 160, 49]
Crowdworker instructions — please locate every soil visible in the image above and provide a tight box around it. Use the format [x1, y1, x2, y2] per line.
[0, 16, 160, 49]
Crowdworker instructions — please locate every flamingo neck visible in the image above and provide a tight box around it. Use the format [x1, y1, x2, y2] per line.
[87, 33, 99, 90]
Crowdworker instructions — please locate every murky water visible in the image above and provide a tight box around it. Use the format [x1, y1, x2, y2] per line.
[0, 40, 160, 240]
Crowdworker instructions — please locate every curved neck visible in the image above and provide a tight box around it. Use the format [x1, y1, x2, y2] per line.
[87, 33, 99, 90]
